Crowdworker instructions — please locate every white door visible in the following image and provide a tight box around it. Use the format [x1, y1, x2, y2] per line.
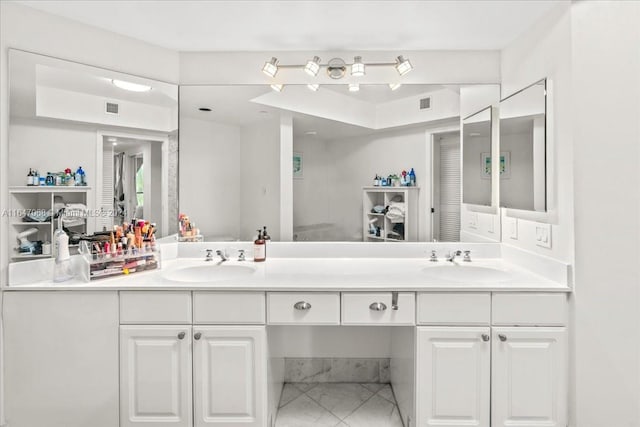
[416, 327, 491, 427]
[432, 134, 461, 241]
[492, 327, 567, 427]
[120, 325, 193, 427]
[193, 326, 266, 427]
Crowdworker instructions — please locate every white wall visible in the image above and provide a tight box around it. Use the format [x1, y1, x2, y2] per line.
[571, 2, 640, 426]
[293, 136, 331, 231]
[324, 126, 431, 241]
[179, 117, 242, 239]
[239, 120, 281, 241]
[499, 1, 573, 262]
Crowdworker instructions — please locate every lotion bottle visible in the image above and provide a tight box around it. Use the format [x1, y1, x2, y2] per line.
[253, 229, 266, 262]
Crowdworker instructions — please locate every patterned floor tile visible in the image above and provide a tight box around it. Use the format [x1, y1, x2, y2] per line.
[306, 383, 374, 419]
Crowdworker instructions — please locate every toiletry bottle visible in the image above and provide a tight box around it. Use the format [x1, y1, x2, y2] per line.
[253, 229, 266, 262]
[409, 168, 416, 186]
[26, 169, 33, 186]
[262, 226, 271, 241]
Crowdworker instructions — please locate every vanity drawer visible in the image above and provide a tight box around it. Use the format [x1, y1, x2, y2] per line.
[492, 293, 567, 326]
[193, 292, 265, 324]
[417, 293, 490, 325]
[341, 292, 415, 325]
[120, 291, 192, 324]
[267, 292, 340, 325]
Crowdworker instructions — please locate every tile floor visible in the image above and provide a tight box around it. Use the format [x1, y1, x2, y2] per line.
[276, 382, 404, 427]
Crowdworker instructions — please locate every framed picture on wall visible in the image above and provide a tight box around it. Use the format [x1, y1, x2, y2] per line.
[293, 152, 303, 179]
[481, 152, 511, 179]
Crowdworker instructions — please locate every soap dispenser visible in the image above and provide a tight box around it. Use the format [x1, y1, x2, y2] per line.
[53, 213, 73, 282]
[253, 229, 266, 262]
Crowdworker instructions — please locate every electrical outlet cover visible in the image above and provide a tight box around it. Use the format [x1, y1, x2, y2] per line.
[507, 217, 518, 240]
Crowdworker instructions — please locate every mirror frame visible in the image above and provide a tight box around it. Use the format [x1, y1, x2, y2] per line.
[498, 78, 550, 219]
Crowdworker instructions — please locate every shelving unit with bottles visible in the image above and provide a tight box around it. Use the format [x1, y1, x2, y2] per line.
[8, 186, 91, 262]
[362, 186, 420, 242]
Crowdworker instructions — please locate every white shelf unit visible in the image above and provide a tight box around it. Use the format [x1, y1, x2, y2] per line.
[8, 186, 91, 262]
[362, 186, 419, 242]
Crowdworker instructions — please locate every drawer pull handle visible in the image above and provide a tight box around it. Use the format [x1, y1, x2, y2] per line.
[177, 332, 186, 340]
[369, 302, 387, 311]
[481, 334, 490, 342]
[294, 301, 312, 310]
[498, 334, 507, 342]
[194, 332, 202, 340]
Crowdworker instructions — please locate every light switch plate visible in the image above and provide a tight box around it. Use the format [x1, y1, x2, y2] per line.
[468, 212, 478, 229]
[487, 216, 495, 234]
[506, 217, 518, 240]
[535, 223, 552, 248]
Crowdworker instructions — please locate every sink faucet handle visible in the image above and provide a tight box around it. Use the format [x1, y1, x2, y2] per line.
[429, 250, 438, 262]
[238, 249, 246, 261]
[463, 250, 472, 262]
[204, 249, 214, 261]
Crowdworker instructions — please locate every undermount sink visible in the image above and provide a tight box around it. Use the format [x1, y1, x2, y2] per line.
[421, 263, 512, 283]
[163, 262, 257, 283]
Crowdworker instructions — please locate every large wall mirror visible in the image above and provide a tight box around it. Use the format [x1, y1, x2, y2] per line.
[7, 49, 178, 262]
[179, 84, 500, 243]
[462, 107, 493, 207]
[499, 79, 547, 212]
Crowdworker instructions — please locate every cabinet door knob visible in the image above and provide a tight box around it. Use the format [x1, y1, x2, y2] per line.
[194, 332, 202, 340]
[294, 301, 312, 310]
[369, 302, 387, 311]
[481, 334, 490, 342]
[498, 334, 507, 342]
[177, 332, 186, 340]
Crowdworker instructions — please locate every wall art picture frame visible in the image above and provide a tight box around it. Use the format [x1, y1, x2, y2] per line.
[293, 152, 303, 179]
[481, 151, 511, 179]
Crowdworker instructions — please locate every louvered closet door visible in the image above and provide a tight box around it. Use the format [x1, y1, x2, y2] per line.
[439, 138, 461, 241]
[97, 143, 114, 231]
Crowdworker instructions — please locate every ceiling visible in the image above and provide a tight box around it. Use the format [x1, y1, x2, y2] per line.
[17, 1, 561, 52]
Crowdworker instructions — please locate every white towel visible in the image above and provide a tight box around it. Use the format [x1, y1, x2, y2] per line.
[386, 201, 405, 223]
[62, 203, 87, 227]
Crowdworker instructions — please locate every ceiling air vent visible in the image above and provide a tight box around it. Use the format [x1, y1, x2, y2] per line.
[105, 102, 119, 115]
[420, 97, 431, 110]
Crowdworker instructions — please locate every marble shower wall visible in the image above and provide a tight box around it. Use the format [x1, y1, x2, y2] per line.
[284, 358, 390, 383]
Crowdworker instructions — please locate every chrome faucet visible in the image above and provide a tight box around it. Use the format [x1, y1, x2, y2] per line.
[429, 250, 438, 262]
[446, 250, 462, 262]
[216, 249, 229, 262]
[204, 249, 214, 261]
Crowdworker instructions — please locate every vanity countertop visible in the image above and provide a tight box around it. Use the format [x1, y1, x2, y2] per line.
[4, 256, 571, 292]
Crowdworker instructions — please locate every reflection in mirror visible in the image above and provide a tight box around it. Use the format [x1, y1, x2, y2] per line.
[179, 84, 500, 243]
[462, 107, 492, 206]
[499, 79, 546, 211]
[8, 50, 178, 263]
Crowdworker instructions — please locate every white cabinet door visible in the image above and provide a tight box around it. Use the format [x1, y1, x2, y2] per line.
[193, 326, 266, 427]
[3, 292, 119, 427]
[416, 327, 491, 427]
[492, 327, 567, 427]
[120, 326, 193, 427]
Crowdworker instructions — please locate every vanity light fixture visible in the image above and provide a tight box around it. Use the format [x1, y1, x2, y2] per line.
[389, 83, 402, 91]
[348, 83, 360, 92]
[262, 57, 279, 77]
[395, 55, 413, 76]
[261, 54, 413, 90]
[351, 56, 365, 77]
[304, 56, 321, 77]
[307, 83, 320, 92]
[112, 79, 152, 92]
[270, 83, 284, 92]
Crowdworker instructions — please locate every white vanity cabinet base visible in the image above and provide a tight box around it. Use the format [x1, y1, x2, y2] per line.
[492, 327, 568, 427]
[416, 327, 490, 427]
[193, 326, 267, 427]
[120, 325, 193, 427]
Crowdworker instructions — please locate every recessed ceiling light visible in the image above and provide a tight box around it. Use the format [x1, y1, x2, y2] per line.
[469, 132, 481, 137]
[107, 137, 117, 142]
[348, 83, 360, 92]
[304, 130, 318, 136]
[112, 142, 118, 146]
[259, 110, 269, 114]
[307, 84, 320, 92]
[270, 83, 284, 92]
[112, 79, 152, 92]
[199, 107, 212, 112]
[389, 83, 402, 91]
